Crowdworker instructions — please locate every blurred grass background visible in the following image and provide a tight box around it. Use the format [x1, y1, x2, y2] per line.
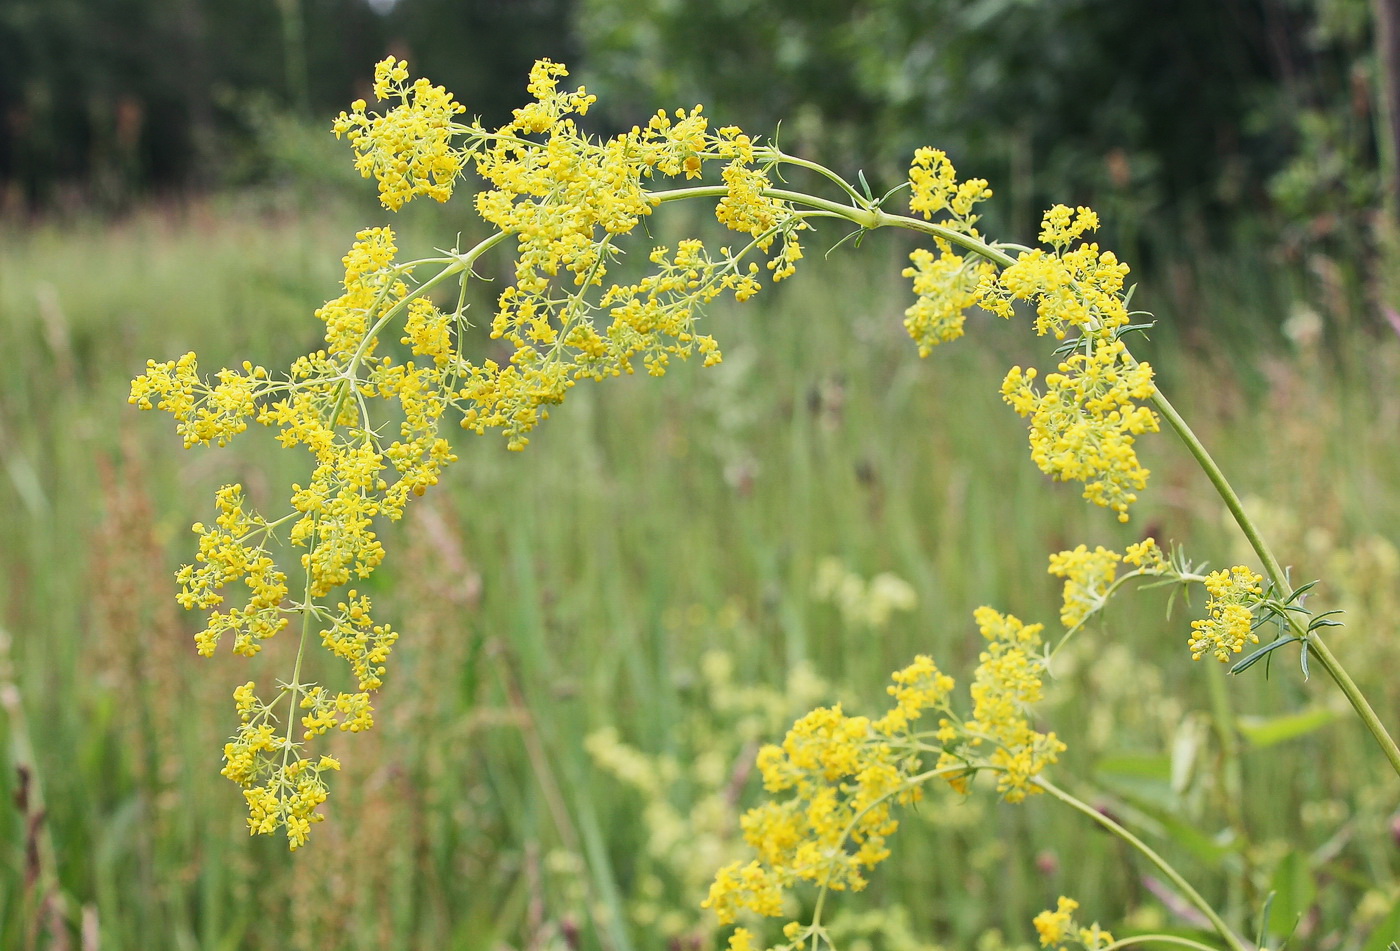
[5, 0, 1400, 947]
[1, 190, 1398, 949]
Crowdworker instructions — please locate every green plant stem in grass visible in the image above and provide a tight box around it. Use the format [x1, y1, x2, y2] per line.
[1204, 663, 1251, 915]
[1034, 778, 1248, 951]
[1146, 386, 1400, 781]
[1101, 937, 1226, 951]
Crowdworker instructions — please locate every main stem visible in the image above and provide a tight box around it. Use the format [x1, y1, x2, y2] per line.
[1147, 386, 1400, 779]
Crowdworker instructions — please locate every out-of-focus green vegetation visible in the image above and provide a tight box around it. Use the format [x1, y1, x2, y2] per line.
[4, 1, 1400, 947]
[1, 195, 1398, 949]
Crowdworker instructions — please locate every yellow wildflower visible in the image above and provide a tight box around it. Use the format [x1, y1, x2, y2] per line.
[908, 147, 992, 230]
[709, 610, 1065, 946]
[875, 654, 955, 734]
[1079, 923, 1115, 949]
[1189, 566, 1265, 661]
[1001, 340, 1159, 521]
[1033, 896, 1079, 947]
[727, 928, 757, 951]
[129, 354, 268, 448]
[978, 205, 1132, 340]
[702, 860, 784, 924]
[902, 240, 998, 355]
[1047, 545, 1122, 628]
[966, 607, 1065, 801]
[1124, 536, 1166, 570]
[333, 57, 469, 210]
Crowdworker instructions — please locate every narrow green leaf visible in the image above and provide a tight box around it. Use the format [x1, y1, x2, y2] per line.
[1229, 635, 1300, 675]
[1283, 580, 1320, 604]
[1254, 891, 1276, 950]
[825, 228, 867, 258]
[877, 180, 911, 206]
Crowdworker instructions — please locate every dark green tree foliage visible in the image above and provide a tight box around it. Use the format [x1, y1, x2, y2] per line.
[0, 0, 572, 207]
[578, 0, 1379, 243]
[0, 0, 1384, 246]
[379, 0, 580, 130]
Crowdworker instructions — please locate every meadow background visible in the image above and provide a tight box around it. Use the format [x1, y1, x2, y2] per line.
[3, 1, 1400, 949]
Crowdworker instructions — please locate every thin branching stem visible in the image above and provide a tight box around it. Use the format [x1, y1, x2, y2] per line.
[1033, 778, 1249, 951]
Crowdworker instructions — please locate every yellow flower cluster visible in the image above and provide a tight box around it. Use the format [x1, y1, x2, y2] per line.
[705, 611, 1063, 948]
[902, 242, 998, 355]
[1123, 536, 1166, 570]
[444, 62, 802, 448]
[979, 205, 1130, 340]
[900, 150, 998, 355]
[129, 354, 269, 448]
[908, 147, 992, 228]
[1047, 545, 1122, 629]
[982, 208, 1158, 521]
[132, 223, 469, 846]
[1189, 565, 1265, 661]
[333, 57, 469, 210]
[897, 188, 1160, 521]
[176, 484, 288, 657]
[1047, 538, 1169, 630]
[312, 224, 403, 362]
[1001, 340, 1159, 521]
[704, 655, 949, 926]
[964, 607, 1066, 802]
[1032, 896, 1114, 950]
[220, 682, 343, 850]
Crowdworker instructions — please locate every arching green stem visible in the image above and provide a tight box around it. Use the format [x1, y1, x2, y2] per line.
[1146, 385, 1400, 780]
[655, 174, 1400, 781]
[1101, 937, 1224, 951]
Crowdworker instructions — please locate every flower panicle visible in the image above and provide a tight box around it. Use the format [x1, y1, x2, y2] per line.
[333, 57, 471, 210]
[707, 609, 1063, 946]
[900, 150, 998, 356]
[897, 163, 1159, 521]
[1000, 340, 1158, 522]
[1048, 537, 1172, 633]
[137, 58, 829, 850]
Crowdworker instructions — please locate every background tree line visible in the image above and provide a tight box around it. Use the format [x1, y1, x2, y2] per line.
[2, 0, 1395, 265]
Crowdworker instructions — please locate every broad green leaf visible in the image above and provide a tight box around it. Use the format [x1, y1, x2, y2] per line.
[1265, 851, 1316, 941]
[1101, 789, 1236, 866]
[1237, 708, 1338, 748]
[1360, 897, 1400, 951]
